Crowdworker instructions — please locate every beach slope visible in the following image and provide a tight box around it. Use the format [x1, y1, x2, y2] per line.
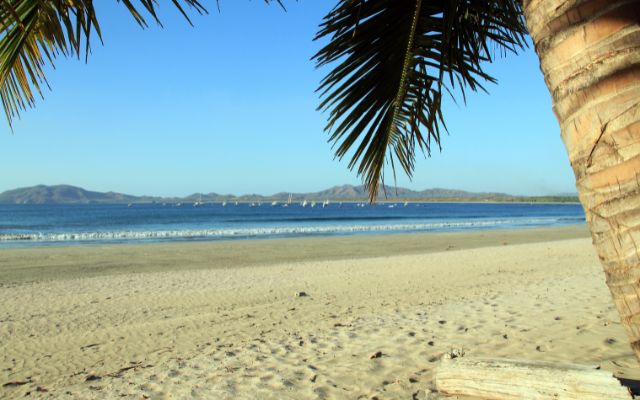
[1, 226, 636, 399]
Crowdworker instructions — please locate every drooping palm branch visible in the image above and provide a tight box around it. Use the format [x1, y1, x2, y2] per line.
[0, 0, 291, 128]
[313, 0, 527, 201]
[0, 0, 212, 127]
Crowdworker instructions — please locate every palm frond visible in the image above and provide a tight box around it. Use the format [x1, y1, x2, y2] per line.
[313, 0, 527, 201]
[0, 0, 207, 128]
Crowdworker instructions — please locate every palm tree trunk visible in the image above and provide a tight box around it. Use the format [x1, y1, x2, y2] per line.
[522, 0, 640, 360]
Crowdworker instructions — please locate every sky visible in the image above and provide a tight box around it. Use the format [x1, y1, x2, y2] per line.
[0, 1, 577, 197]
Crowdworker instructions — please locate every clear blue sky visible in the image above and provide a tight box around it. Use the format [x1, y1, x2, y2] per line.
[0, 1, 576, 197]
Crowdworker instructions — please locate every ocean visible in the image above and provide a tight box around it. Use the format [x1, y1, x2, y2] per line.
[0, 202, 586, 248]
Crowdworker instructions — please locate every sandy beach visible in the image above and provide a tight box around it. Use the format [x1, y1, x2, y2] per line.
[1, 225, 638, 399]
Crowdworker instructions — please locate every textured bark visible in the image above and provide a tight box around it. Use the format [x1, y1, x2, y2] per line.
[523, 0, 640, 359]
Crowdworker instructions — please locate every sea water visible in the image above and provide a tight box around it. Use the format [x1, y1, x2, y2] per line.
[0, 202, 585, 248]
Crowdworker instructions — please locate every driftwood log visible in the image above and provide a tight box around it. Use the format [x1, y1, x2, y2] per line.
[435, 357, 632, 399]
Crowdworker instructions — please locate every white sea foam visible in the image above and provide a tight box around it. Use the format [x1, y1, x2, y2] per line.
[0, 217, 583, 243]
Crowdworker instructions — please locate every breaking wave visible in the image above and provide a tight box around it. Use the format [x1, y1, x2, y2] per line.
[0, 216, 584, 243]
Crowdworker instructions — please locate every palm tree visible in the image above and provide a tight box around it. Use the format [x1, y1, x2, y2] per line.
[2, 0, 640, 362]
[522, 0, 640, 359]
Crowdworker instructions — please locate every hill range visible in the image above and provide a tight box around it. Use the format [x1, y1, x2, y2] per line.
[0, 184, 579, 204]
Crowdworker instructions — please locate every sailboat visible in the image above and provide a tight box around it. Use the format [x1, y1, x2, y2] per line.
[283, 193, 292, 207]
[301, 200, 308, 207]
[193, 194, 204, 207]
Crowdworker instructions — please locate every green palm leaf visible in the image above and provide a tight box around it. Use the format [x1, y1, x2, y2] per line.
[0, 0, 208, 128]
[313, 0, 527, 201]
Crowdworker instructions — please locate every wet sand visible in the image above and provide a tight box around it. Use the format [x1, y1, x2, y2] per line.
[0, 225, 589, 284]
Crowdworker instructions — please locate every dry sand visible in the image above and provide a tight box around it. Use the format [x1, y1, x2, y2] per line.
[1, 225, 638, 399]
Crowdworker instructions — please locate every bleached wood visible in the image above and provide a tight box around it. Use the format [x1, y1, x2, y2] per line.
[435, 357, 632, 399]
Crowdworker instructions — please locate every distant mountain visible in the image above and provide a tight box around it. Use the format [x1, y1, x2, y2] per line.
[0, 185, 160, 204]
[0, 184, 579, 204]
[303, 185, 513, 200]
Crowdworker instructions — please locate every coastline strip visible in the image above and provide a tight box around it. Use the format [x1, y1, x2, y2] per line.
[0, 225, 589, 284]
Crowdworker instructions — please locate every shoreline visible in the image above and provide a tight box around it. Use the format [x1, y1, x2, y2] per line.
[0, 225, 589, 284]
